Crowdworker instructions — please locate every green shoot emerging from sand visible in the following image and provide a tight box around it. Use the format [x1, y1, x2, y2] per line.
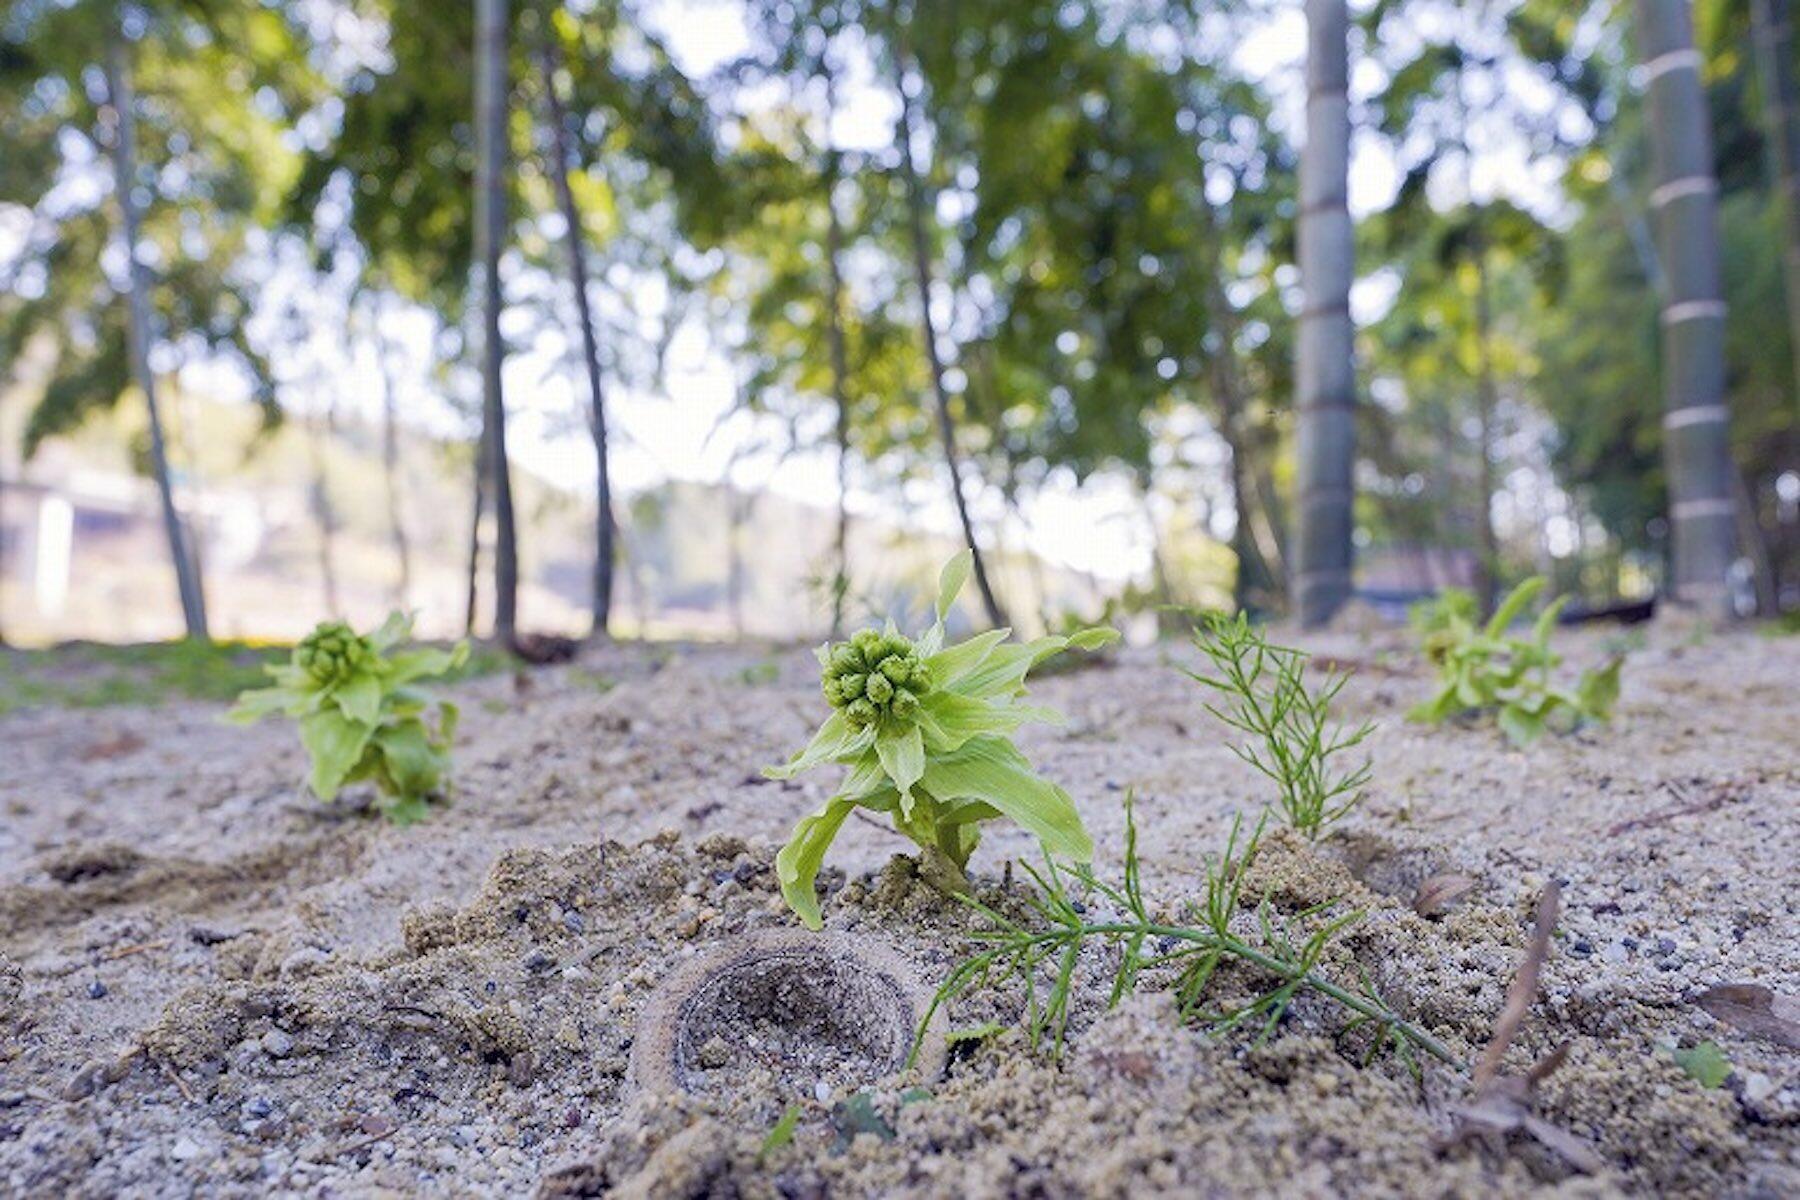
[766, 552, 1118, 929]
[917, 796, 1455, 1068]
[227, 613, 467, 823]
[1187, 614, 1373, 839]
[1408, 577, 1620, 746]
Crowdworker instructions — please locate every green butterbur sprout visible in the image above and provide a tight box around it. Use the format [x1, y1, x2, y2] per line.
[227, 613, 467, 823]
[1186, 614, 1373, 839]
[766, 552, 1119, 929]
[1408, 577, 1621, 746]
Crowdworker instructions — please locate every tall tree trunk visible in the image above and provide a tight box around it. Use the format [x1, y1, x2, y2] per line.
[1752, 0, 1800, 414]
[372, 295, 413, 608]
[464, 427, 487, 636]
[536, 27, 614, 639]
[1294, 0, 1357, 627]
[308, 403, 341, 617]
[475, 0, 519, 642]
[1471, 248, 1500, 617]
[1636, 0, 1738, 615]
[824, 133, 853, 638]
[104, 32, 208, 640]
[893, 51, 1006, 628]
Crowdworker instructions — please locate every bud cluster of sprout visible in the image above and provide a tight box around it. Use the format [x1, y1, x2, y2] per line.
[822, 630, 930, 728]
[296, 621, 377, 688]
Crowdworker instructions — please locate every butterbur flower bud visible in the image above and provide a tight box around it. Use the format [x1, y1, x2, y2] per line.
[297, 622, 373, 688]
[822, 628, 931, 728]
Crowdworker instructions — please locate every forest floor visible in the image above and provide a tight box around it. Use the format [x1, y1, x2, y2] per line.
[0, 616, 1796, 1197]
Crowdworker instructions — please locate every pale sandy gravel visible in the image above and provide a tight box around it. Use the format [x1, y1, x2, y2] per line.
[0, 620, 1795, 1196]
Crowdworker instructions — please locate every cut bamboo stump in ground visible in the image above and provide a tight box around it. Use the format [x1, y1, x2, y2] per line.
[630, 930, 947, 1102]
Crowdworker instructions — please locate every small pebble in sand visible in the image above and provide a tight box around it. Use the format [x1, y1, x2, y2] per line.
[86, 980, 107, 999]
[698, 1036, 730, 1069]
[244, 1096, 273, 1118]
[169, 1136, 203, 1162]
[262, 1029, 295, 1058]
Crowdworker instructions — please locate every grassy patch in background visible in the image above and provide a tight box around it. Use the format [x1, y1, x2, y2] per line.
[0, 637, 507, 715]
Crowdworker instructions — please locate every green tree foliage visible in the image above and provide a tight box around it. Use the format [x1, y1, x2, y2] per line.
[0, 0, 314, 449]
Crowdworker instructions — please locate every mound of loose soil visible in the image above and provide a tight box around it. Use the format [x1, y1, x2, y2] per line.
[0, 624, 1795, 1196]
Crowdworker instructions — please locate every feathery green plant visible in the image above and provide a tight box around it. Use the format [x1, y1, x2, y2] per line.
[915, 796, 1454, 1069]
[227, 613, 466, 823]
[1408, 577, 1621, 746]
[1186, 614, 1373, 838]
[765, 552, 1118, 928]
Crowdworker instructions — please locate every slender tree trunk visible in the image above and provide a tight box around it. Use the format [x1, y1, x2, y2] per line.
[475, 0, 519, 642]
[536, 27, 614, 639]
[1294, 0, 1357, 627]
[465, 428, 487, 636]
[1636, 0, 1738, 615]
[1453, 37, 1501, 619]
[104, 32, 208, 640]
[309, 403, 341, 617]
[1751, 0, 1800, 414]
[893, 51, 1006, 628]
[824, 139, 853, 638]
[1471, 249, 1500, 617]
[372, 295, 413, 608]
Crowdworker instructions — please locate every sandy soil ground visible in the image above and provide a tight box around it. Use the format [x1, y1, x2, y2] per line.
[1, 619, 1796, 1197]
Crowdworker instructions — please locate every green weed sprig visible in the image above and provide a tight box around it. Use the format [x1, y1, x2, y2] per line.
[1186, 614, 1373, 838]
[227, 613, 466, 823]
[915, 797, 1455, 1069]
[766, 553, 1117, 928]
[1408, 578, 1620, 746]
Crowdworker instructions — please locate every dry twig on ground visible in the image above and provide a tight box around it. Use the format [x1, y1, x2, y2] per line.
[1438, 882, 1604, 1175]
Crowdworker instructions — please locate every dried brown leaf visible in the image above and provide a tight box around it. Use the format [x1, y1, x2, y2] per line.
[80, 731, 146, 762]
[1695, 984, 1800, 1050]
[1413, 873, 1478, 918]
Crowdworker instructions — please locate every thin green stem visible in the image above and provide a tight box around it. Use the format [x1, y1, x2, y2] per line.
[939, 920, 1457, 1066]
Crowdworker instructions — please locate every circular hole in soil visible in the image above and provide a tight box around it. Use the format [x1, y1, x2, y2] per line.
[631, 930, 945, 1103]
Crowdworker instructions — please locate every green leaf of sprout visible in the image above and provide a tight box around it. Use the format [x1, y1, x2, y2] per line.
[936, 550, 972, 623]
[775, 796, 859, 930]
[1669, 1040, 1731, 1089]
[759, 1105, 802, 1159]
[944, 1020, 1007, 1046]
